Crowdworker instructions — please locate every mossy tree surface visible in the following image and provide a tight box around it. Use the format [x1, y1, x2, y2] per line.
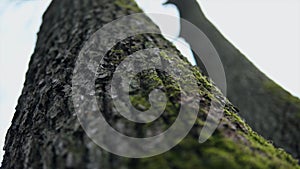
[1, 0, 299, 168]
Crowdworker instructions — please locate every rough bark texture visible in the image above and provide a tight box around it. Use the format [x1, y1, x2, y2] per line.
[170, 0, 300, 159]
[1, 0, 299, 169]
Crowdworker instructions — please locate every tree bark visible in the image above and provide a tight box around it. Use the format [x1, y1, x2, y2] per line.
[1, 0, 299, 168]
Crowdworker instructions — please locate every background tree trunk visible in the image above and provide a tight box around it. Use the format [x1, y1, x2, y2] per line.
[1, 0, 299, 168]
[171, 0, 300, 159]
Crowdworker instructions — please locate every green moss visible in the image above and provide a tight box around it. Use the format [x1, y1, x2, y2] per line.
[222, 110, 299, 168]
[224, 109, 250, 130]
[241, 129, 298, 168]
[125, 65, 299, 169]
[223, 107, 299, 168]
[110, 49, 125, 54]
[159, 51, 171, 60]
[114, 0, 142, 13]
[128, 132, 299, 169]
[130, 94, 151, 111]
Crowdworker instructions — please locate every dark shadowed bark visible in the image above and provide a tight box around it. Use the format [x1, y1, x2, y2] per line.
[1, 0, 299, 169]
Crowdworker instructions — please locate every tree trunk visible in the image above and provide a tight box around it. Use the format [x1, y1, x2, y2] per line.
[1, 0, 299, 168]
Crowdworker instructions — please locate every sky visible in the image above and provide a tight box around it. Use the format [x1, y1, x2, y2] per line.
[0, 0, 299, 163]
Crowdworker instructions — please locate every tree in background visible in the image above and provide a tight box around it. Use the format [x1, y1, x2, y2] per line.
[164, 0, 300, 159]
